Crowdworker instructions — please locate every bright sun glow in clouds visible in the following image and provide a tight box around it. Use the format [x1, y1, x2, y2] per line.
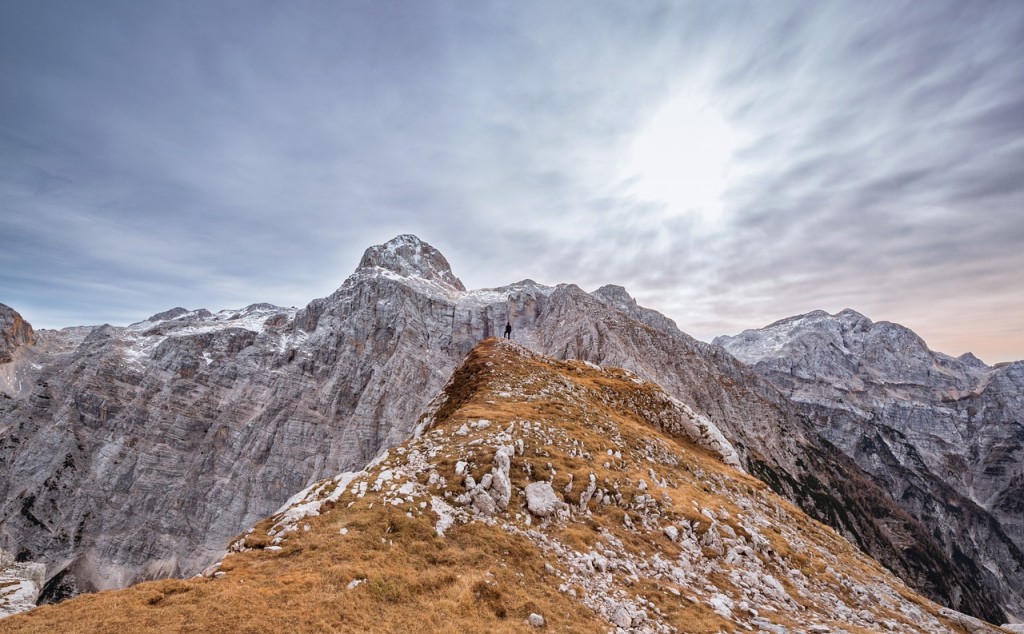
[625, 92, 741, 224]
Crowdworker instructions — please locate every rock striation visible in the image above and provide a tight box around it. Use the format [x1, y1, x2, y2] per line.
[0, 304, 35, 365]
[716, 309, 1024, 622]
[0, 548, 45, 619]
[0, 236, 1011, 623]
[0, 340, 1002, 633]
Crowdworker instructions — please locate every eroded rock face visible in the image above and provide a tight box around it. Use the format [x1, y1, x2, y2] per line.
[716, 309, 1024, 622]
[0, 236, 1009, 622]
[0, 548, 45, 619]
[0, 304, 35, 364]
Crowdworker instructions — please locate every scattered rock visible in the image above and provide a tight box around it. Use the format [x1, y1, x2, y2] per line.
[525, 481, 562, 517]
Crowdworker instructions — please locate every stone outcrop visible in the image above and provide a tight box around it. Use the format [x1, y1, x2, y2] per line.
[0, 236, 1011, 622]
[716, 309, 1024, 622]
[0, 304, 35, 364]
[0, 548, 45, 619]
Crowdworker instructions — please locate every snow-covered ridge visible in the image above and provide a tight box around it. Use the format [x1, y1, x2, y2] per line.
[117, 303, 297, 370]
[128, 303, 295, 336]
[713, 309, 868, 366]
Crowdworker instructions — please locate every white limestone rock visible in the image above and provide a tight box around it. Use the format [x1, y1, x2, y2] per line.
[525, 481, 562, 518]
[0, 548, 45, 619]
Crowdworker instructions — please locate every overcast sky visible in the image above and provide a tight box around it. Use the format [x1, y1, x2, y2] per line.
[2, 1, 1022, 363]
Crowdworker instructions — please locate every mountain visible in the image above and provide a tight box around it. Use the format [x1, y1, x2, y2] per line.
[0, 339, 1000, 633]
[716, 309, 1024, 622]
[0, 235, 1011, 623]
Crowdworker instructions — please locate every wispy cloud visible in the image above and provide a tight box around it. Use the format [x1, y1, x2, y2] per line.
[1, 1, 1021, 362]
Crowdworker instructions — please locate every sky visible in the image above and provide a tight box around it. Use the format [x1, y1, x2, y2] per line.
[2, 1, 1023, 363]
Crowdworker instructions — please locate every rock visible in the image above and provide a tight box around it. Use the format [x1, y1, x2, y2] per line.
[471, 490, 498, 516]
[0, 547, 46, 618]
[708, 593, 733, 619]
[663, 525, 679, 542]
[938, 608, 999, 634]
[611, 604, 634, 628]
[579, 474, 597, 511]
[525, 482, 561, 517]
[0, 304, 35, 364]
[527, 613, 545, 627]
[488, 446, 514, 510]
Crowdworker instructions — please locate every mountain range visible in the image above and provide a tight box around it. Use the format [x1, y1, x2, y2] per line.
[1, 338, 1008, 633]
[1, 234, 1020, 628]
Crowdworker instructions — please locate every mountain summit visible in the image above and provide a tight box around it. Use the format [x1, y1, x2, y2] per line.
[356, 234, 466, 292]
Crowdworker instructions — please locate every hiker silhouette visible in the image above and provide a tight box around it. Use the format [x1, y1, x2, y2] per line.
[503, 322, 512, 339]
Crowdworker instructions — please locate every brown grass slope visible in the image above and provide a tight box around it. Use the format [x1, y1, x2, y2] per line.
[2, 339, 995, 633]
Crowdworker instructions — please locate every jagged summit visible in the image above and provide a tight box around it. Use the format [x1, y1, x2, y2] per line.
[145, 307, 190, 322]
[1, 339, 988, 633]
[714, 308, 969, 381]
[356, 234, 466, 292]
[590, 285, 679, 334]
[591, 284, 636, 307]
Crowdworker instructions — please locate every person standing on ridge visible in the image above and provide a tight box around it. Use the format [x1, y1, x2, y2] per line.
[504, 322, 512, 339]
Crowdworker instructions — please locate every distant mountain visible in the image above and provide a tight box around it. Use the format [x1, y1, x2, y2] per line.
[0, 340, 998, 633]
[716, 309, 1024, 622]
[0, 236, 1013, 624]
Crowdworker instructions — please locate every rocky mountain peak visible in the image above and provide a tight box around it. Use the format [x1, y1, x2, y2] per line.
[590, 285, 679, 334]
[146, 307, 190, 322]
[958, 351, 989, 369]
[356, 234, 466, 292]
[0, 303, 35, 364]
[834, 307, 871, 328]
[591, 284, 636, 308]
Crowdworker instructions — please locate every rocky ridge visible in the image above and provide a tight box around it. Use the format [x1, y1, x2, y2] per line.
[1, 339, 999, 633]
[0, 236, 1010, 622]
[715, 309, 1024, 622]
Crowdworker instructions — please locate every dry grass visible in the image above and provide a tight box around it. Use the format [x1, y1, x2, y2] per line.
[2, 338, 977, 634]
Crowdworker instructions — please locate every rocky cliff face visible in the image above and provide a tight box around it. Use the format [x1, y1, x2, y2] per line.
[0, 236, 1011, 623]
[0, 305, 35, 365]
[0, 340, 1000, 633]
[716, 309, 1024, 622]
[0, 548, 45, 619]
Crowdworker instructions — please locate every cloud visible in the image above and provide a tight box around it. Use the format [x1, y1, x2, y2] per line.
[1, 1, 1022, 361]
